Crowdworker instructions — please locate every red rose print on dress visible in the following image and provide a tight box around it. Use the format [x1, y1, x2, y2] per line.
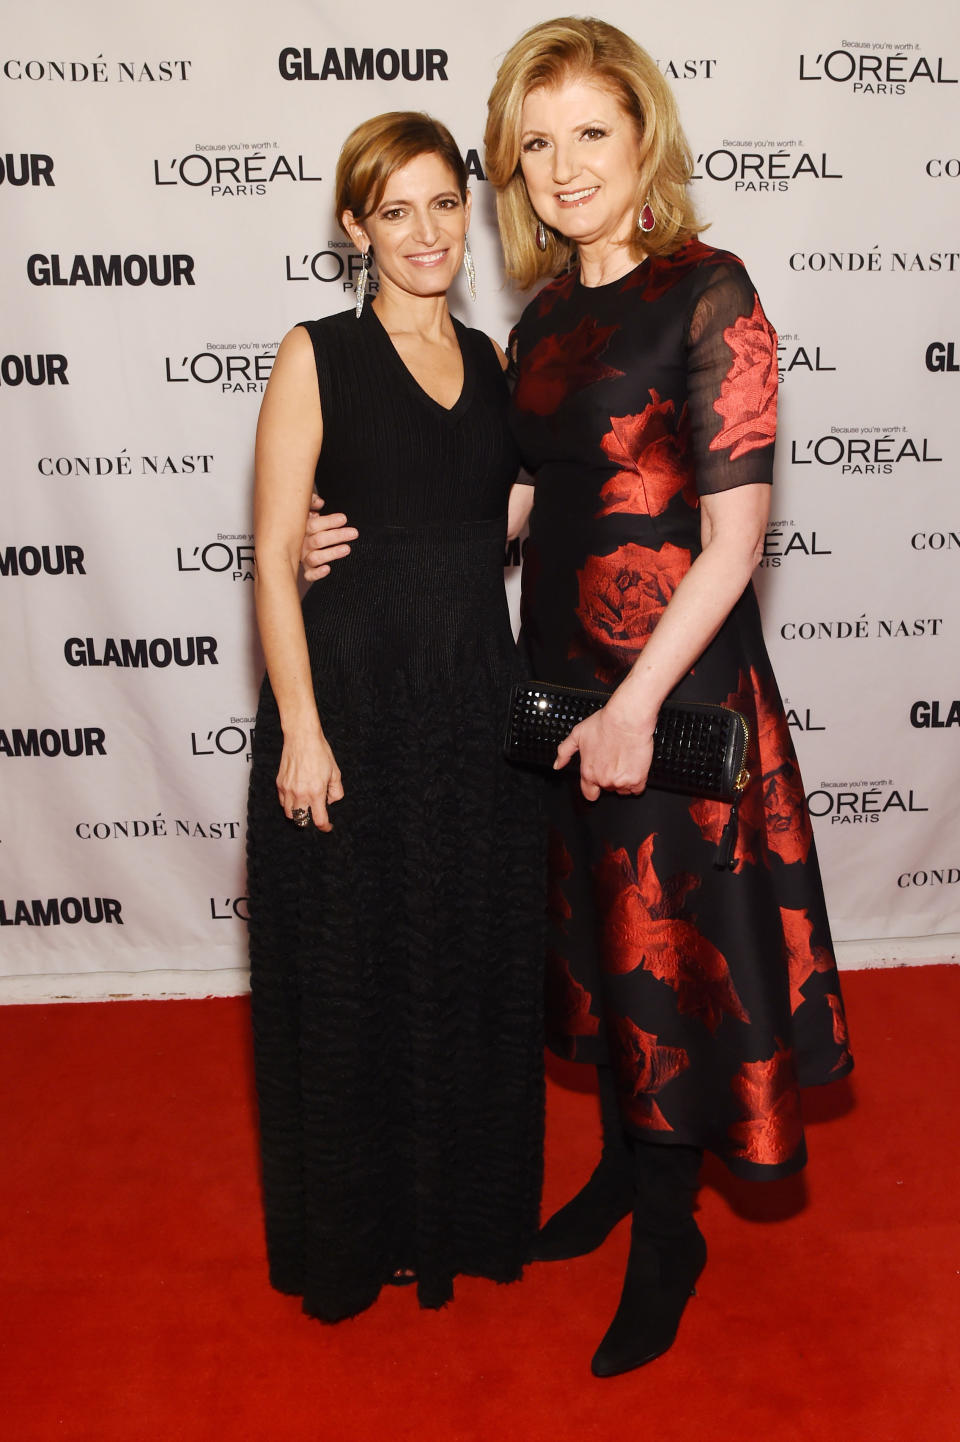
[594, 836, 750, 1032]
[728, 1042, 803, 1167]
[622, 238, 734, 303]
[689, 667, 812, 869]
[513, 316, 624, 416]
[572, 541, 691, 680]
[596, 391, 696, 519]
[709, 297, 778, 461]
[547, 827, 574, 930]
[545, 949, 599, 1058]
[609, 1015, 689, 1132]
[781, 907, 834, 1013]
[753, 672, 812, 866]
[537, 268, 577, 316]
[826, 993, 852, 1070]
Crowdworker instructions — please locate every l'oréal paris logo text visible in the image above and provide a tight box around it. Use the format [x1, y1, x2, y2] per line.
[278, 46, 447, 82]
[758, 521, 831, 568]
[190, 717, 256, 761]
[210, 897, 249, 920]
[2, 58, 191, 83]
[164, 345, 276, 393]
[154, 145, 320, 198]
[777, 334, 836, 383]
[38, 451, 214, 479]
[782, 701, 827, 732]
[28, 253, 194, 287]
[693, 142, 841, 191]
[0, 152, 53, 185]
[790, 428, 942, 474]
[656, 58, 717, 79]
[176, 537, 253, 581]
[807, 781, 929, 825]
[799, 45, 957, 94]
[285, 244, 372, 287]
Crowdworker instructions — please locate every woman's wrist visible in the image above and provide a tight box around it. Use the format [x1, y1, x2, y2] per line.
[280, 711, 325, 745]
[605, 679, 659, 736]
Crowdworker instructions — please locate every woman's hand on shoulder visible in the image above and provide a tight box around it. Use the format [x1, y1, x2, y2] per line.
[507, 480, 535, 540]
[554, 693, 655, 801]
[276, 728, 344, 832]
[302, 494, 359, 581]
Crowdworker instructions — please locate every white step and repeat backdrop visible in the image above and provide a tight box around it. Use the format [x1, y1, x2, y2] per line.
[2, 1, 958, 999]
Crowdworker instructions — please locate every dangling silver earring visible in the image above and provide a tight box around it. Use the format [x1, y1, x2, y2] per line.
[638, 201, 655, 234]
[355, 249, 371, 318]
[463, 235, 477, 302]
[535, 219, 548, 251]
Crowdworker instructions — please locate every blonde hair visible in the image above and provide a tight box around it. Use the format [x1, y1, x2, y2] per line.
[335, 111, 468, 229]
[484, 17, 702, 288]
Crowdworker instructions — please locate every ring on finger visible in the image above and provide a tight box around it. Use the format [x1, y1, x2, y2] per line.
[291, 807, 311, 828]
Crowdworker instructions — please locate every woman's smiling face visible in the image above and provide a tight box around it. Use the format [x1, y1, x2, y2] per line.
[344, 150, 470, 300]
[519, 75, 644, 252]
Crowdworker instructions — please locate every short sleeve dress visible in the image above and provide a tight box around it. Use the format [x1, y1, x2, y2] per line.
[509, 239, 853, 1181]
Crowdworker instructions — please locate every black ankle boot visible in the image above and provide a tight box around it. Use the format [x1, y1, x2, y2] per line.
[590, 1141, 705, 1377]
[529, 1065, 634, 1263]
[528, 1154, 634, 1262]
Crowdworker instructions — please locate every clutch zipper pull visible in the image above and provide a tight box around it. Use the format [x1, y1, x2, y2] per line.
[714, 768, 748, 870]
[715, 798, 740, 870]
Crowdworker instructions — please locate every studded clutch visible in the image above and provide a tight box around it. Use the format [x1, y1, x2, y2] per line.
[504, 681, 750, 803]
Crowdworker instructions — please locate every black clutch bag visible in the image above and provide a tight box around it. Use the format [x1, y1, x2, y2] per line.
[504, 681, 750, 804]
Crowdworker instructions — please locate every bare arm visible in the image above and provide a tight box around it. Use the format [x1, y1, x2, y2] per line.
[254, 325, 342, 830]
[489, 335, 537, 543]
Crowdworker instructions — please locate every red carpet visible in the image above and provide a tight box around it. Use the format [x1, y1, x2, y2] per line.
[2, 967, 958, 1442]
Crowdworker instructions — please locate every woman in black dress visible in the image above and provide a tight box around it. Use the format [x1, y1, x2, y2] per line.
[482, 17, 852, 1375]
[247, 112, 543, 1322]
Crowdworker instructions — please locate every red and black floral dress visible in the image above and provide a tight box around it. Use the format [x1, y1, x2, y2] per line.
[509, 239, 852, 1180]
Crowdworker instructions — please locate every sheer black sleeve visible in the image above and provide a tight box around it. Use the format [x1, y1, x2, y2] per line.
[685, 264, 778, 496]
[505, 325, 520, 391]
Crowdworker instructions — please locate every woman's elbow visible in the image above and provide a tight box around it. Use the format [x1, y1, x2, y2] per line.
[253, 542, 300, 588]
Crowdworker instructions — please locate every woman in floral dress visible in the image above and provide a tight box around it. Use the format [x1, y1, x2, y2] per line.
[484, 16, 852, 1377]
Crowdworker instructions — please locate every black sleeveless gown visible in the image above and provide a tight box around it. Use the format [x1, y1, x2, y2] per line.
[247, 306, 544, 1321]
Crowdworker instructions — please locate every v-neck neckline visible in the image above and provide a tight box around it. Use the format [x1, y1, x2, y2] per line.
[365, 305, 473, 421]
